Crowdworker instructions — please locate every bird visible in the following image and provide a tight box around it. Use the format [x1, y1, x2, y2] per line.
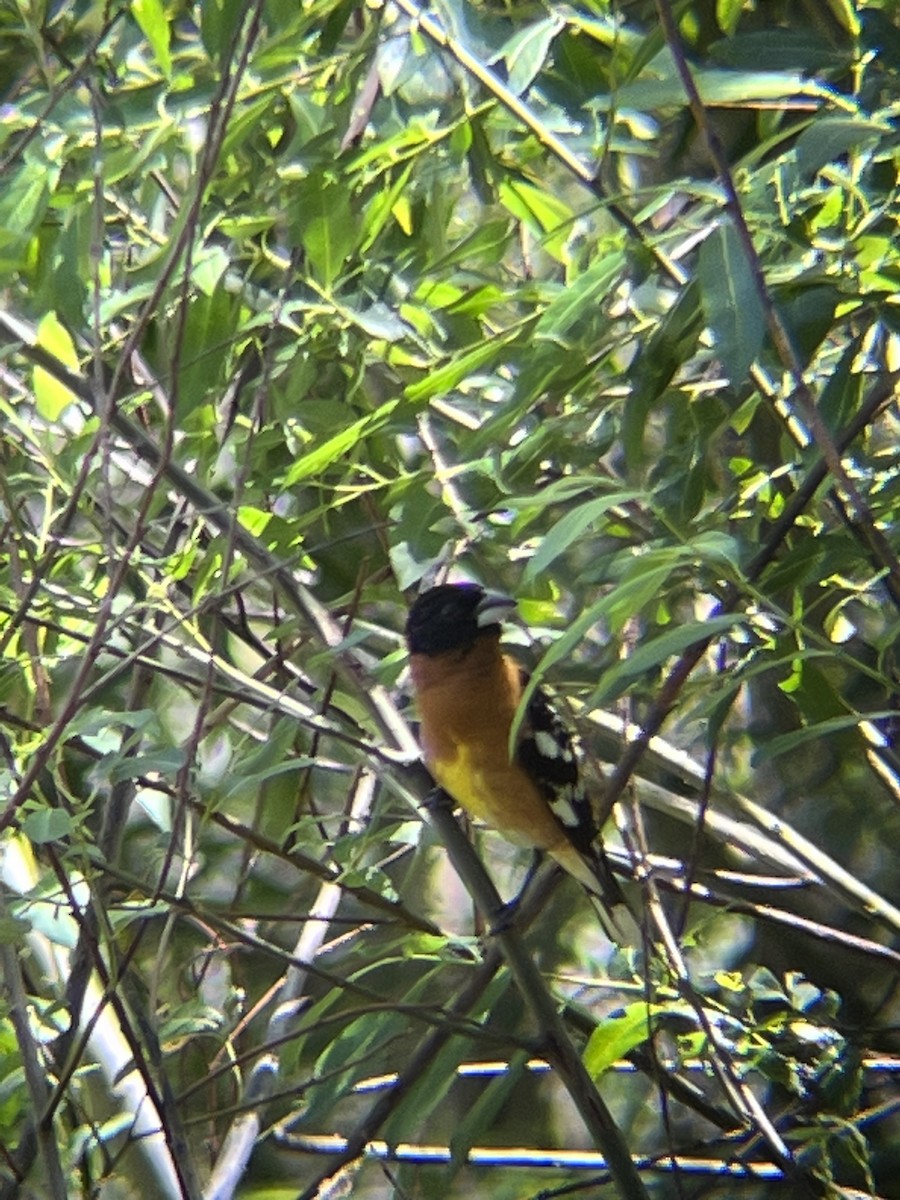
[405, 581, 628, 927]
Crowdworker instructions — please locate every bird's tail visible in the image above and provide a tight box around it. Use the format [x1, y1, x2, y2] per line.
[551, 841, 640, 944]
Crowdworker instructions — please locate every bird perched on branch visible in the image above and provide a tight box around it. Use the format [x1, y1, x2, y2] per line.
[405, 582, 628, 928]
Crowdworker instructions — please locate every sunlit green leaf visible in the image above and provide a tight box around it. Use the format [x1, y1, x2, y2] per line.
[535, 250, 625, 340]
[584, 1002, 693, 1078]
[715, 0, 744, 36]
[495, 15, 563, 96]
[403, 332, 519, 404]
[498, 179, 574, 260]
[823, 0, 860, 35]
[281, 401, 398, 483]
[33, 313, 80, 421]
[131, 0, 172, 76]
[523, 490, 643, 582]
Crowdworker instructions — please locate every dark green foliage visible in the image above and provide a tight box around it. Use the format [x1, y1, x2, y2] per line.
[0, 1, 898, 1198]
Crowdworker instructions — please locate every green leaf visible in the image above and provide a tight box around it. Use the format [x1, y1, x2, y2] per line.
[0, 161, 56, 259]
[308, 971, 443, 1124]
[601, 553, 684, 634]
[818, 336, 862, 433]
[291, 174, 355, 287]
[616, 64, 835, 110]
[403, 332, 518, 404]
[626, 281, 703, 464]
[22, 807, 74, 844]
[0, 913, 32, 944]
[428, 218, 513, 271]
[381, 972, 515, 1145]
[591, 615, 746, 706]
[450, 1052, 531, 1167]
[522, 490, 643, 582]
[131, 0, 172, 77]
[715, 0, 744, 35]
[176, 282, 236, 417]
[759, 535, 824, 593]
[219, 96, 272, 160]
[200, 0, 246, 64]
[494, 15, 562, 96]
[535, 250, 625, 341]
[794, 116, 885, 181]
[33, 313, 80, 421]
[776, 284, 839, 364]
[108, 748, 187, 783]
[688, 530, 743, 570]
[823, 0, 860, 35]
[498, 179, 574, 261]
[340, 301, 408, 341]
[519, 598, 616, 704]
[221, 721, 305, 801]
[709, 30, 852, 72]
[360, 163, 415, 251]
[217, 214, 277, 239]
[516, 556, 695, 733]
[281, 400, 398, 484]
[632, 281, 703, 396]
[192, 247, 231, 297]
[158, 999, 223, 1042]
[755, 712, 895, 762]
[506, 474, 602, 512]
[698, 220, 765, 385]
[584, 1002, 690, 1078]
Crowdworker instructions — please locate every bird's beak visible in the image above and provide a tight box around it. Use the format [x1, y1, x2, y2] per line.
[475, 590, 518, 629]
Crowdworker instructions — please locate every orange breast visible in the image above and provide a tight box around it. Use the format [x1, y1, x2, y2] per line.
[410, 641, 572, 854]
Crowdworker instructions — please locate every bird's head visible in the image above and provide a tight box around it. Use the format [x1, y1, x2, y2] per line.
[405, 583, 518, 656]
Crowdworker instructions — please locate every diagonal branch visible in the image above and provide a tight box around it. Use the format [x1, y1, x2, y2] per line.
[595, 370, 899, 823]
[654, 0, 900, 604]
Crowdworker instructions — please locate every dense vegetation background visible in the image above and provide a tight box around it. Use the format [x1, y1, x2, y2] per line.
[1, 0, 898, 1197]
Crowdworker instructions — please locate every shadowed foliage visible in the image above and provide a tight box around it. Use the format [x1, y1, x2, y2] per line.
[0, 2, 898, 1198]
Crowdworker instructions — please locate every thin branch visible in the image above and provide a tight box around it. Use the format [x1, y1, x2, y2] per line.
[654, 0, 900, 604]
[417, 791, 650, 1200]
[278, 1133, 789, 1182]
[0, 925, 68, 1200]
[0, 307, 419, 763]
[203, 773, 378, 1200]
[387, 0, 686, 287]
[595, 370, 899, 823]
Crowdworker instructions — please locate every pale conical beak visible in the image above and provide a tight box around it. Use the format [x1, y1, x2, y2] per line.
[475, 590, 518, 629]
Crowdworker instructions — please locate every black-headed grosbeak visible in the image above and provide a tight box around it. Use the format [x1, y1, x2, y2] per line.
[406, 582, 626, 918]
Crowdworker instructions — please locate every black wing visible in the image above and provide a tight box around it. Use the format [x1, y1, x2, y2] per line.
[516, 675, 598, 856]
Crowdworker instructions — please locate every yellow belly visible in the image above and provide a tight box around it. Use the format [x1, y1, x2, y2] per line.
[427, 734, 569, 852]
[430, 745, 520, 839]
[409, 641, 621, 906]
[412, 638, 569, 853]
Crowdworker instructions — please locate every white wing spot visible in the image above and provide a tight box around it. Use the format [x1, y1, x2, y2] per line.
[550, 793, 580, 828]
[534, 729, 571, 761]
